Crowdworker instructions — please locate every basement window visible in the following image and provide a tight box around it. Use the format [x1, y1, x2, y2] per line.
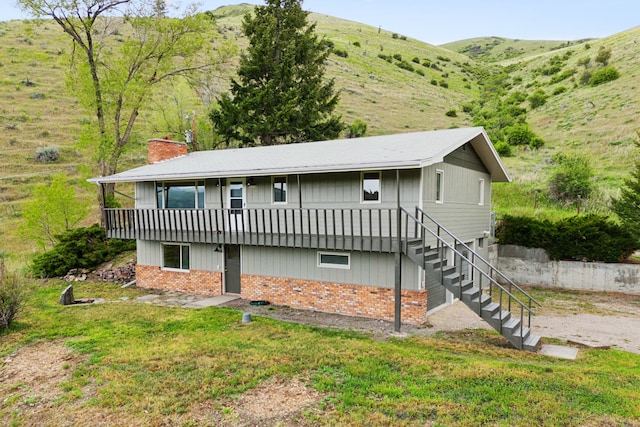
[318, 251, 351, 269]
[162, 243, 190, 271]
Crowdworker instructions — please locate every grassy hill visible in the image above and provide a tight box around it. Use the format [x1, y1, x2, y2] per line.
[1, 4, 639, 267]
[441, 36, 592, 63]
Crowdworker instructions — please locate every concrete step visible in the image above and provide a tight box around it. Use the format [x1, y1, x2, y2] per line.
[523, 334, 542, 352]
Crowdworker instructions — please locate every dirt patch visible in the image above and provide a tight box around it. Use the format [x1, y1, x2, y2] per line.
[0, 340, 90, 426]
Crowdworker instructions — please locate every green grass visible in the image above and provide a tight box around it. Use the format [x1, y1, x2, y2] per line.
[1, 281, 639, 425]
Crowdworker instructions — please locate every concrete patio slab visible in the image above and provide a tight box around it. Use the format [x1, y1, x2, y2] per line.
[183, 295, 239, 308]
[539, 344, 579, 360]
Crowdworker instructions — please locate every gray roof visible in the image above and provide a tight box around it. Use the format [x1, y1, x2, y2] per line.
[89, 127, 510, 184]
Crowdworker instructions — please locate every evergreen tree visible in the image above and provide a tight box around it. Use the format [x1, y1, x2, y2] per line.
[612, 134, 640, 242]
[211, 0, 343, 146]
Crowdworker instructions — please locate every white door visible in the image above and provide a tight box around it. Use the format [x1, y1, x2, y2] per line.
[227, 179, 245, 230]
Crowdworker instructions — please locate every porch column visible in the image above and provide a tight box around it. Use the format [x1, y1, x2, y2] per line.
[394, 169, 402, 332]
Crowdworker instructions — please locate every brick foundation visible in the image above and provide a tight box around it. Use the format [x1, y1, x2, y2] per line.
[136, 265, 223, 295]
[241, 274, 428, 324]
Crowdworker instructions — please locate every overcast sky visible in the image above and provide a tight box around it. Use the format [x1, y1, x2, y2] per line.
[2, 0, 639, 45]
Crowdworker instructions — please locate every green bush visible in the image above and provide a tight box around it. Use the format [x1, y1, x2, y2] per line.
[552, 86, 567, 95]
[31, 225, 136, 278]
[496, 214, 637, 262]
[352, 41, 361, 47]
[333, 49, 348, 58]
[415, 68, 425, 77]
[392, 53, 402, 61]
[396, 61, 414, 72]
[549, 153, 594, 202]
[589, 66, 620, 86]
[445, 109, 457, 117]
[528, 89, 548, 109]
[494, 141, 513, 157]
[345, 119, 367, 138]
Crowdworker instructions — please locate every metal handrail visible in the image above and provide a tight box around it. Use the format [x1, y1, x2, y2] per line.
[401, 208, 535, 348]
[414, 206, 542, 309]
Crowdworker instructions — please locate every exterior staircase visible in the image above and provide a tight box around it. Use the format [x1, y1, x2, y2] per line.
[401, 207, 542, 352]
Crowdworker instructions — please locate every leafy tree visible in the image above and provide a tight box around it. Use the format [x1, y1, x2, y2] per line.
[210, 0, 344, 146]
[18, 0, 218, 205]
[612, 134, 640, 242]
[548, 153, 594, 202]
[20, 173, 88, 250]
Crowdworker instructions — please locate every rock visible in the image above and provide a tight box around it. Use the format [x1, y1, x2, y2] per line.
[59, 285, 74, 305]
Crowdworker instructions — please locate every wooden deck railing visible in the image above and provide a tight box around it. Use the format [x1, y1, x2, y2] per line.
[104, 208, 412, 253]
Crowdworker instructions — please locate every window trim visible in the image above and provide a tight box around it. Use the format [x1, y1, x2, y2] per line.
[161, 243, 191, 271]
[478, 178, 485, 206]
[156, 180, 205, 209]
[361, 171, 381, 204]
[435, 170, 444, 204]
[317, 251, 351, 269]
[272, 175, 288, 205]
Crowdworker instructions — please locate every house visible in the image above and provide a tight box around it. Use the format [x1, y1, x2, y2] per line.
[89, 127, 541, 350]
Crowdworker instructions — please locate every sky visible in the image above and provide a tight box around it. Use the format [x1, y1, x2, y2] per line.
[2, 0, 639, 45]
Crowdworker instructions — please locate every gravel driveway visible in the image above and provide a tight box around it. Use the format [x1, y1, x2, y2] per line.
[224, 290, 640, 354]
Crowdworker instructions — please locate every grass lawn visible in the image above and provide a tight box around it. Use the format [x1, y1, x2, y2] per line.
[1, 281, 639, 426]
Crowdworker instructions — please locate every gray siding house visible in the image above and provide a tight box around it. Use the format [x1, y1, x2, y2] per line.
[90, 127, 541, 351]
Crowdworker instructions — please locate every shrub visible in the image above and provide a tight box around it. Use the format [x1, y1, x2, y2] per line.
[528, 89, 548, 109]
[392, 53, 402, 61]
[430, 79, 438, 86]
[31, 225, 136, 278]
[494, 141, 513, 157]
[0, 258, 27, 329]
[35, 146, 59, 162]
[552, 86, 567, 95]
[333, 49, 348, 58]
[415, 68, 425, 77]
[396, 61, 414, 72]
[352, 41, 361, 47]
[345, 119, 367, 138]
[549, 153, 594, 202]
[445, 109, 457, 117]
[589, 66, 620, 86]
[496, 214, 637, 262]
[439, 80, 448, 88]
[411, 57, 420, 64]
[594, 47, 611, 66]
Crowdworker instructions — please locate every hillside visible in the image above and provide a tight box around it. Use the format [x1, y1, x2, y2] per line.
[1, 4, 639, 266]
[442, 36, 592, 63]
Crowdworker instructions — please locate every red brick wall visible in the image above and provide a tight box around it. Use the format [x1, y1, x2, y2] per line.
[241, 274, 428, 324]
[136, 265, 222, 295]
[148, 139, 188, 164]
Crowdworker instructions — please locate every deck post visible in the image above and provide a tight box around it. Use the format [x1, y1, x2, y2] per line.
[394, 169, 402, 332]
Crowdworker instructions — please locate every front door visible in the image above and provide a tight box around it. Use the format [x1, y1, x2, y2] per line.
[224, 244, 241, 294]
[227, 180, 245, 230]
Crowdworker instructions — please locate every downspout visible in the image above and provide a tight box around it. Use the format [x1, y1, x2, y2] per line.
[394, 169, 402, 332]
[100, 182, 107, 228]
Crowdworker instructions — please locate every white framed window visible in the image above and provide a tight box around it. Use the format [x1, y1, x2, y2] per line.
[162, 243, 190, 271]
[317, 251, 351, 269]
[361, 171, 381, 203]
[272, 176, 287, 204]
[478, 178, 485, 206]
[435, 170, 444, 204]
[156, 181, 204, 209]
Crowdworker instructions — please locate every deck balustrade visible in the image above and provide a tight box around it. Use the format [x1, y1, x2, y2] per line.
[104, 208, 415, 252]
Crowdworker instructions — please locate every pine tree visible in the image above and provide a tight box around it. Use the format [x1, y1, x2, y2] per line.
[612, 134, 640, 242]
[211, 0, 344, 146]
